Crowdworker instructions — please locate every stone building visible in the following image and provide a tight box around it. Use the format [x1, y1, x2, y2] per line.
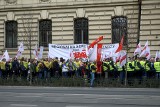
[0, 0, 160, 58]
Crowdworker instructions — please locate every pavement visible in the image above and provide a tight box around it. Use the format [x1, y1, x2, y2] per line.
[0, 86, 160, 107]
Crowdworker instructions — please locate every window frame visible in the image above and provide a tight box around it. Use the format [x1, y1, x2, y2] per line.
[5, 20, 18, 48]
[39, 19, 52, 47]
[74, 17, 89, 44]
[111, 16, 127, 46]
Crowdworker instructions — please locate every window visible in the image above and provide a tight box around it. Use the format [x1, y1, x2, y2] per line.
[74, 18, 88, 44]
[39, 19, 52, 47]
[112, 16, 127, 45]
[5, 21, 17, 48]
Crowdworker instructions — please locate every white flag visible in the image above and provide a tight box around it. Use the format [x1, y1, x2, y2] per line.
[119, 50, 127, 67]
[155, 51, 160, 61]
[33, 44, 38, 58]
[16, 51, 22, 58]
[1, 50, 10, 61]
[89, 44, 97, 62]
[134, 43, 141, 56]
[16, 42, 24, 57]
[38, 46, 44, 59]
[18, 42, 24, 52]
[140, 41, 148, 57]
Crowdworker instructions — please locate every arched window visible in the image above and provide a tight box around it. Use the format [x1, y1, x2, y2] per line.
[112, 16, 127, 45]
[5, 21, 17, 48]
[74, 18, 88, 44]
[39, 19, 52, 47]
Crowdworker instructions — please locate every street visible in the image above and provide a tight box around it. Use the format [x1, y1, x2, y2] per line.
[0, 86, 160, 107]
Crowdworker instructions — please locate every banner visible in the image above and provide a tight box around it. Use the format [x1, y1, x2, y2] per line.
[101, 43, 119, 60]
[49, 44, 88, 60]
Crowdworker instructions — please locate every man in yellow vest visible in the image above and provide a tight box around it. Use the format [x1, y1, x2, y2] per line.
[90, 61, 97, 87]
[134, 57, 144, 80]
[145, 58, 156, 78]
[154, 58, 160, 79]
[116, 61, 125, 84]
[1, 59, 6, 79]
[127, 57, 135, 80]
[74, 58, 80, 77]
[43, 58, 50, 79]
[109, 58, 117, 79]
[103, 58, 110, 79]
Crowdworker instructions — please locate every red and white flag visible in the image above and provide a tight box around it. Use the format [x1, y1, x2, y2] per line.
[119, 50, 127, 67]
[140, 41, 148, 57]
[115, 35, 124, 53]
[1, 50, 10, 61]
[155, 51, 160, 61]
[134, 43, 141, 56]
[145, 46, 151, 60]
[115, 52, 121, 63]
[88, 36, 103, 49]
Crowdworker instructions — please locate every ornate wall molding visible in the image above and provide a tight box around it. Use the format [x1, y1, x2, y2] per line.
[76, 8, 86, 18]
[7, 12, 15, 20]
[40, 0, 51, 3]
[40, 10, 49, 19]
[5, 0, 17, 4]
[114, 6, 125, 16]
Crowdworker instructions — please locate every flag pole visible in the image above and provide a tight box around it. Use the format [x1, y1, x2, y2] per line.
[125, 35, 128, 86]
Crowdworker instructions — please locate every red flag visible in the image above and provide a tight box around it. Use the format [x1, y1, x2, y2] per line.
[96, 44, 103, 74]
[88, 36, 103, 49]
[115, 35, 124, 53]
[97, 44, 103, 61]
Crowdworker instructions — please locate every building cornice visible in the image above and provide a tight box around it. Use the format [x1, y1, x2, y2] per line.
[0, 0, 138, 12]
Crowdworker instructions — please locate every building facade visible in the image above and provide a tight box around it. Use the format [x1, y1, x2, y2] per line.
[0, 0, 160, 58]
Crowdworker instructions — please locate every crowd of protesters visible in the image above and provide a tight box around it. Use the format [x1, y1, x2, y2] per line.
[0, 56, 160, 86]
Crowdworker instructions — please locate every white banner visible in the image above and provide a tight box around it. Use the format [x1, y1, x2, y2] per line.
[101, 43, 119, 60]
[49, 44, 88, 60]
